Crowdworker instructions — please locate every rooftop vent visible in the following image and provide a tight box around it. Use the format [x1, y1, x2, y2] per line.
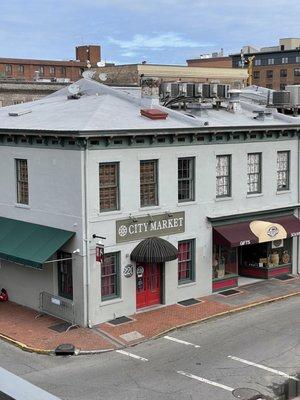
[253, 110, 273, 121]
[8, 110, 32, 117]
[140, 108, 168, 120]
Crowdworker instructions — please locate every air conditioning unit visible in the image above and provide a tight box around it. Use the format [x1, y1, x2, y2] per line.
[272, 90, 290, 106]
[285, 85, 300, 106]
[271, 239, 284, 249]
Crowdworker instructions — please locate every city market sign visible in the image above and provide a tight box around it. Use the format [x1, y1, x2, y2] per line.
[116, 212, 185, 243]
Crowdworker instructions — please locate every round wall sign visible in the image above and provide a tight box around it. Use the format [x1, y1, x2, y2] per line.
[123, 264, 133, 278]
[136, 265, 144, 278]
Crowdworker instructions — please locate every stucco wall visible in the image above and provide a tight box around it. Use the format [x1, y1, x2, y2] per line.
[86, 138, 299, 324]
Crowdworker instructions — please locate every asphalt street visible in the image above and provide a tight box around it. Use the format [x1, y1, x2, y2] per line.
[0, 296, 300, 400]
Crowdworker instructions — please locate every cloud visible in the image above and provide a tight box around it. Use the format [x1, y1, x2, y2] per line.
[109, 32, 213, 51]
[121, 51, 138, 57]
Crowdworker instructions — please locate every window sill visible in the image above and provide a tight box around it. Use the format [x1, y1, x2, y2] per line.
[100, 297, 122, 307]
[177, 201, 197, 207]
[177, 280, 196, 288]
[96, 209, 123, 218]
[14, 203, 30, 209]
[246, 193, 263, 198]
[138, 205, 161, 212]
[276, 190, 291, 195]
[215, 196, 233, 202]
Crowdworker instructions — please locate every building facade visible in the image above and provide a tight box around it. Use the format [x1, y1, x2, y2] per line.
[0, 78, 299, 327]
[0, 45, 101, 83]
[186, 56, 232, 68]
[231, 38, 300, 90]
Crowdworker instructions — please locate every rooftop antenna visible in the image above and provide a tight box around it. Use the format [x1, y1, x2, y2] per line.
[82, 70, 95, 79]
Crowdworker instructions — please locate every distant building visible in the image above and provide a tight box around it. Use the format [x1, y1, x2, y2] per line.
[231, 38, 300, 90]
[0, 44, 101, 83]
[91, 63, 247, 87]
[0, 45, 101, 106]
[187, 50, 232, 68]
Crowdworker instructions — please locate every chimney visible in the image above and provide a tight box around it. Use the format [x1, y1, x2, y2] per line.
[140, 76, 160, 108]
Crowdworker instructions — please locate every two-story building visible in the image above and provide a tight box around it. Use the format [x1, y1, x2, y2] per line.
[0, 78, 300, 327]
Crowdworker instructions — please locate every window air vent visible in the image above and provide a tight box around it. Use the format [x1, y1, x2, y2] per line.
[140, 108, 168, 120]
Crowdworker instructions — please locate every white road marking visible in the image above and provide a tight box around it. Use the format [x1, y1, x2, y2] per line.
[228, 355, 299, 381]
[177, 371, 234, 392]
[116, 349, 149, 362]
[164, 335, 201, 348]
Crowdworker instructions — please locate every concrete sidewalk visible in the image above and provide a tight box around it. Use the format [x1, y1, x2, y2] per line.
[1, 276, 300, 354]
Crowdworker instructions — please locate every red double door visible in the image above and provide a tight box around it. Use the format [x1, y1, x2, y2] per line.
[136, 263, 162, 309]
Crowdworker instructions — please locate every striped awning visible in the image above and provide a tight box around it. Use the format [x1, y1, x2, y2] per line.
[131, 237, 178, 263]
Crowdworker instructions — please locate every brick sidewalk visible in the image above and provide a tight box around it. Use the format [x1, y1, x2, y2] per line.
[0, 276, 299, 353]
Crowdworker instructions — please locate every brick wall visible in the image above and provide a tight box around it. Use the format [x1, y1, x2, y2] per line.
[187, 57, 232, 68]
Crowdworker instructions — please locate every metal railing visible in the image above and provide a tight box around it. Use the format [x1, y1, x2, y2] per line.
[39, 291, 76, 327]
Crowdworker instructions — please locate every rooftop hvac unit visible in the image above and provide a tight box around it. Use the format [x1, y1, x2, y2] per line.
[272, 90, 291, 106]
[202, 83, 211, 99]
[217, 84, 230, 98]
[186, 83, 195, 97]
[210, 83, 218, 98]
[171, 83, 180, 98]
[180, 83, 187, 95]
[160, 82, 171, 98]
[194, 83, 203, 96]
[285, 85, 300, 106]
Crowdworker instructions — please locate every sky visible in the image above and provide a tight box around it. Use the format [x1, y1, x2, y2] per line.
[1, 0, 300, 65]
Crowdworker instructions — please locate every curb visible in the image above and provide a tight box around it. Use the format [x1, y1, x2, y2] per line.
[0, 332, 53, 355]
[1, 290, 300, 355]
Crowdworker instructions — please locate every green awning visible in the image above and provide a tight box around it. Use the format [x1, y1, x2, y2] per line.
[0, 216, 75, 269]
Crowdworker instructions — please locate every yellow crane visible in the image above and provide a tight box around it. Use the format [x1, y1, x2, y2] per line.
[247, 55, 255, 86]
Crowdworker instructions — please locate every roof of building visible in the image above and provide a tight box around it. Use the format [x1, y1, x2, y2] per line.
[0, 57, 86, 67]
[0, 78, 299, 133]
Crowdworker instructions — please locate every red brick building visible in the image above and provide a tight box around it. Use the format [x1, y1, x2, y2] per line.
[0, 45, 101, 83]
[186, 56, 232, 68]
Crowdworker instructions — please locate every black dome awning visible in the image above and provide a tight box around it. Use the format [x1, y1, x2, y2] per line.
[131, 237, 178, 263]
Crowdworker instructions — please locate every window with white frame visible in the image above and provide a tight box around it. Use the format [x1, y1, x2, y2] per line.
[178, 157, 195, 202]
[282, 57, 288, 64]
[140, 160, 158, 207]
[254, 59, 261, 66]
[268, 58, 274, 65]
[178, 239, 195, 283]
[101, 252, 120, 300]
[247, 153, 262, 194]
[296, 56, 300, 63]
[216, 155, 231, 198]
[99, 162, 119, 211]
[277, 151, 289, 191]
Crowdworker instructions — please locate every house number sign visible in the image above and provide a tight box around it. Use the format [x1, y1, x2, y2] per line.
[123, 264, 133, 278]
[116, 211, 185, 243]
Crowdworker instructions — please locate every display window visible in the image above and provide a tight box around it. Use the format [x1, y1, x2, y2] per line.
[212, 244, 238, 279]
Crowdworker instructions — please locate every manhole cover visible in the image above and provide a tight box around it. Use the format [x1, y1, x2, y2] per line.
[232, 387, 264, 399]
[219, 289, 241, 296]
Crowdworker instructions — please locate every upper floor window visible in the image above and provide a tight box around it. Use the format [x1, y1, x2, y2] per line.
[49, 66, 55, 75]
[178, 157, 195, 202]
[101, 252, 120, 300]
[253, 70, 260, 79]
[247, 153, 262, 194]
[178, 239, 195, 284]
[216, 155, 231, 198]
[268, 58, 274, 65]
[280, 69, 287, 78]
[266, 84, 273, 89]
[280, 83, 286, 90]
[61, 66, 66, 77]
[140, 160, 158, 207]
[99, 162, 119, 212]
[18, 65, 24, 75]
[266, 70, 273, 78]
[282, 57, 288, 64]
[277, 151, 289, 191]
[5, 64, 12, 76]
[254, 59, 261, 66]
[15, 159, 29, 205]
[296, 56, 300, 63]
[294, 68, 300, 76]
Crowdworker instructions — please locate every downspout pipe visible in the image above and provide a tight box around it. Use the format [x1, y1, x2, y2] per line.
[298, 132, 300, 274]
[83, 140, 92, 328]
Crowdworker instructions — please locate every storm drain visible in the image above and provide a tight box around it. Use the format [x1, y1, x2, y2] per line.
[108, 316, 133, 326]
[218, 289, 241, 296]
[274, 274, 295, 281]
[177, 298, 201, 306]
[55, 343, 76, 356]
[232, 387, 269, 400]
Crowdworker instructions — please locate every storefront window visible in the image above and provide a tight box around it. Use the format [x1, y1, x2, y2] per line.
[57, 251, 73, 300]
[212, 244, 237, 279]
[240, 239, 292, 270]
